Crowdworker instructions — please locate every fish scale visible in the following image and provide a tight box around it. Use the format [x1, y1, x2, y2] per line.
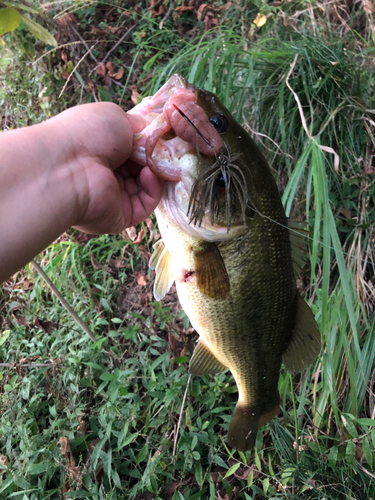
[131, 74, 321, 450]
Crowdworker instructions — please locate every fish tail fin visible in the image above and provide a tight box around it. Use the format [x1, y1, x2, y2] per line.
[228, 402, 280, 451]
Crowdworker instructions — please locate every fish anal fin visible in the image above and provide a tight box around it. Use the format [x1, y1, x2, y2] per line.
[194, 242, 230, 299]
[189, 340, 227, 376]
[283, 292, 321, 374]
[150, 240, 175, 301]
[288, 218, 309, 278]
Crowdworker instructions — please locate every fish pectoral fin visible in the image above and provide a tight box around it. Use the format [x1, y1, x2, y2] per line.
[288, 219, 309, 279]
[282, 292, 321, 374]
[194, 242, 230, 299]
[189, 340, 227, 376]
[150, 240, 175, 301]
[149, 239, 165, 270]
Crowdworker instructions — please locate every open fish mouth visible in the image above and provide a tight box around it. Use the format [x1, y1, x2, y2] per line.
[128, 74, 249, 233]
[128, 74, 222, 181]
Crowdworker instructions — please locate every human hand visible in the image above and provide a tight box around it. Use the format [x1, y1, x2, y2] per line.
[0, 102, 163, 282]
[50, 102, 164, 234]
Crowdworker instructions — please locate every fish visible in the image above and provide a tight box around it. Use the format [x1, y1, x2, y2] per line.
[128, 74, 321, 451]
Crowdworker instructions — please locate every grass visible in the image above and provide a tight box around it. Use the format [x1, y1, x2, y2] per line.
[1, 1, 375, 498]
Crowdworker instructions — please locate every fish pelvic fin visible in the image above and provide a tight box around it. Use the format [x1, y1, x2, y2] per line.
[228, 402, 280, 452]
[189, 340, 227, 376]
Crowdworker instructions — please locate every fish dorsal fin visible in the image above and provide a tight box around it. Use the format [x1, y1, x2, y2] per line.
[149, 240, 175, 301]
[282, 292, 321, 374]
[288, 219, 309, 279]
[189, 340, 227, 375]
[194, 242, 230, 299]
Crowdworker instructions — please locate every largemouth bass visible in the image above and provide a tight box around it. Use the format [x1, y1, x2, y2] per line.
[129, 75, 321, 451]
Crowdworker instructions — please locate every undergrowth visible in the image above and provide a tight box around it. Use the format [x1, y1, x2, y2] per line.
[1, 1, 375, 499]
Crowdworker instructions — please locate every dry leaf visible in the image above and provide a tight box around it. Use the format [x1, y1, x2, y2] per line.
[210, 470, 225, 483]
[57, 437, 70, 456]
[217, 489, 230, 500]
[105, 61, 114, 73]
[57, 13, 76, 26]
[234, 464, 252, 480]
[137, 274, 147, 286]
[197, 3, 209, 20]
[130, 85, 141, 105]
[112, 68, 124, 79]
[340, 207, 352, 220]
[77, 412, 86, 435]
[176, 5, 194, 11]
[13, 314, 29, 328]
[90, 254, 103, 270]
[253, 13, 267, 27]
[107, 25, 123, 33]
[96, 63, 106, 77]
[34, 318, 57, 333]
[125, 227, 145, 244]
[0, 454, 9, 471]
[145, 218, 154, 243]
[125, 226, 137, 241]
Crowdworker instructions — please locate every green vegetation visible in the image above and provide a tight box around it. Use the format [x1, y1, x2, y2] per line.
[1, 1, 375, 498]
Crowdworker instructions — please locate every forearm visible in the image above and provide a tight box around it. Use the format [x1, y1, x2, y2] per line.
[0, 102, 155, 283]
[0, 120, 82, 282]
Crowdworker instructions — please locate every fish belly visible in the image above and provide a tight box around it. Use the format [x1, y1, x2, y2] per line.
[156, 206, 296, 414]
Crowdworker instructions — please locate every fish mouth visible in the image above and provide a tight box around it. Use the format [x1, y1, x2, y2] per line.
[128, 75, 192, 181]
[128, 74, 223, 182]
[129, 74, 249, 234]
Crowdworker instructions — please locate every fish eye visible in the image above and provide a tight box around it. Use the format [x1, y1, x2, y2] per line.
[210, 114, 228, 134]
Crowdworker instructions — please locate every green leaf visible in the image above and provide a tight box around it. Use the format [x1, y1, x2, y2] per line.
[119, 431, 139, 449]
[0, 329, 10, 347]
[21, 15, 57, 46]
[174, 356, 188, 364]
[263, 477, 269, 495]
[0, 7, 21, 36]
[212, 454, 227, 469]
[356, 418, 375, 428]
[346, 440, 355, 465]
[362, 436, 373, 470]
[195, 460, 204, 488]
[136, 443, 148, 464]
[247, 470, 254, 487]
[223, 462, 240, 479]
[328, 445, 338, 469]
[281, 466, 295, 486]
[98, 86, 112, 102]
[28, 461, 48, 475]
[64, 491, 93, 498]
[341, 414, 359, 439]
[4, 2, 39, 14]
